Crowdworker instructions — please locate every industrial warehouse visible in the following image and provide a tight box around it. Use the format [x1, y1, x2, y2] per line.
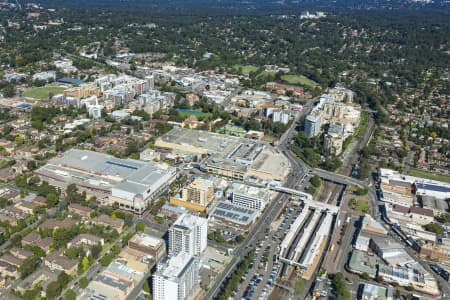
[35, 149, 177, 214]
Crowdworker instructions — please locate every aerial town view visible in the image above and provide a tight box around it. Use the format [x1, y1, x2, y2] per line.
[0, 0, 448, 299]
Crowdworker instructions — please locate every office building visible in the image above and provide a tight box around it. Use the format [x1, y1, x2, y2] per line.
[168, 213, 207, 256]
[153, 252, 199, 300]
[227, 183, 270, 211]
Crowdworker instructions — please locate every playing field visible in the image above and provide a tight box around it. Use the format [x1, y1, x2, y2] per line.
[281, 74, 318, 88]
[23, 86, 66, 100]
[233, 64, 259, 76]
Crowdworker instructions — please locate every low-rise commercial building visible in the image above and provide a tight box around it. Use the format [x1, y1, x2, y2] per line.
[347, 250, 378, 278]
[370, 237, 415, 266]
[361, 214, 388, 235]
[208, 201, 258, 233]
[35, 149, 177, 214]
[84, 262, 136, 300]
[418, 239, 450, 264]
[358, 283, 394, 300]
[155, 127, 290, 181]
[420, 195, 449, 217]
[354, 233, 370, 252]
[128, 233, 166, 262]
[378, 168, 450, 213]
[415, 182, 450, 201]
[378, 264, 440, 296]
[386, 204, 434, 226]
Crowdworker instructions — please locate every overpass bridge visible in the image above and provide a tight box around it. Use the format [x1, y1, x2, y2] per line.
[311, 168, 367, 188]
[269, 185, 339, 214]
[279, 257, 308, 269]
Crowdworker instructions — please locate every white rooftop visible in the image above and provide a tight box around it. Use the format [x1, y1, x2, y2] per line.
[173, 213, 207, 230]
[160, 252, 195, 279]
[130, 233, 164, 248]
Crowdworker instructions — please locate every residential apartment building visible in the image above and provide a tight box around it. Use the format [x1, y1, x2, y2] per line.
[304, 93, 361, 140]
[168, 213, 207, 256]
[304, 114, 321, 137]
[170, 178, 214, 212]
[64, 82, 100, 99]
[153, 252, 199, 300]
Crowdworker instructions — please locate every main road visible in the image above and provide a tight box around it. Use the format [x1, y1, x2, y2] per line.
[205, 174, 300, 299]
[207, 98, 381, 299]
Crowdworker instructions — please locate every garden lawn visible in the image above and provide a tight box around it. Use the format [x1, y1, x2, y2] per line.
[409, 169, 450, 183]
[355, 199, 371, 214]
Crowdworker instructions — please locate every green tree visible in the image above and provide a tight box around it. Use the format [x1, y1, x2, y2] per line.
[58, 272, 70, 288]
[15, 135, 24, 146]
[81, 256, 90, 272]
[46, 192, 58, 208]
[424, 223, 444, 235]
[46, 281, 62, 300]
[354, 187, 368, 196]
[90, 243, 102, 259]
[136, 221, 145, 232]
[63, 290, 77, 300]
[18, 256, 40, 278]
[332, 273, 350, 300]
[310, 175, 322, 188]
[79, 276, 89, 289]
[2, 84, 15, 97]
[143, 280, 151, 293]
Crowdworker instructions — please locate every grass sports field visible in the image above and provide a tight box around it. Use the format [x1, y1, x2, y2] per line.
[281, 74, 318, 88]
[233, 64, 259, 76]
[23, 86, 66, 100]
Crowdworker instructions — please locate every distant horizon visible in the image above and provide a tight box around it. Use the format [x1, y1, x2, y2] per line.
[16, 0, 450, 15]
